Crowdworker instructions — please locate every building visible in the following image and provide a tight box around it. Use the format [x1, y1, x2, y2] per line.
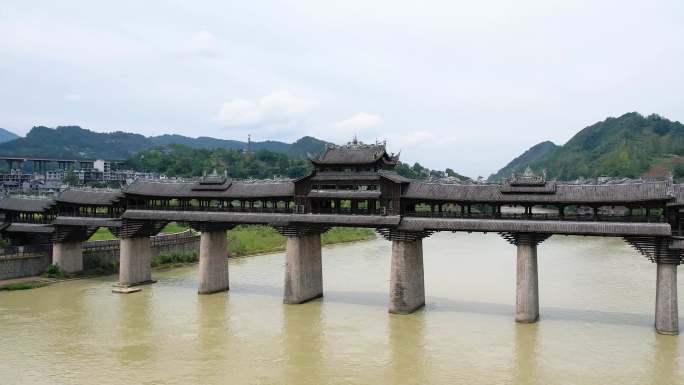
[294, 140, 410, 215]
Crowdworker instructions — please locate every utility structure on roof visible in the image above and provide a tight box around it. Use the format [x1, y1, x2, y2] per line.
[1, 139, 683, 335]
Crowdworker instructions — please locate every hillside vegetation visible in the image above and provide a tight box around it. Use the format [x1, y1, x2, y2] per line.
[127, 144, 312, 178]
[489, 141, 559, 181]
[0, 125, 329, 160]
[0, 124, 473, 181]
[490, 113, 684, 181]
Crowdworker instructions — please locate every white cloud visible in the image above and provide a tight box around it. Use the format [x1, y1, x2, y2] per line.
[216, 90, 318, 127]
[183, 30, 218, 57]
[335, 112, 382, 131]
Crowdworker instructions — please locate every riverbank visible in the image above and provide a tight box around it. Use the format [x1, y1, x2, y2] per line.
[9, 225, 376, 283]
[90, 224, 375, 257]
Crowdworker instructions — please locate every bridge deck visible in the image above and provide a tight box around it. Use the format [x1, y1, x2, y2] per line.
[398, 217, 671, 237]
[121, 210, 671, 237]
[53, 216, 122, 228]
[122, 210, 402, 228]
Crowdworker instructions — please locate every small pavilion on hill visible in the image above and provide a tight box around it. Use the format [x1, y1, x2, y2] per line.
[294, 139, 410, 215]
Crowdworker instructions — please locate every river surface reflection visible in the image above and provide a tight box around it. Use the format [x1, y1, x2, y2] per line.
[1, 233, 682, 384]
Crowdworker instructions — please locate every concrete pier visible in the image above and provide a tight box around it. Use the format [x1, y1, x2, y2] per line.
[284, 233, 323, 304]
[389, 238, 425, 314]
[52, 241, 83, 273]
[516, 240, 539, 323]
[118, 236, 153, 287]
[198, 229, 229, 294]
[655, 263, 679, 335]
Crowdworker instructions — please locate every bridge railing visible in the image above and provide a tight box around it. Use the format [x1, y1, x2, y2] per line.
[127, 205, 294, 214]
[6, 217, 55, 225]
[82, 230, 199, 252]
[57, 212, 121, 218]
[403, 211, 665, 223]
[314, 208, 378, 215]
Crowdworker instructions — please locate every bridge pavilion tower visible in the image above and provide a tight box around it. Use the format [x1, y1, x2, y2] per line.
[294, 139, 410, 216]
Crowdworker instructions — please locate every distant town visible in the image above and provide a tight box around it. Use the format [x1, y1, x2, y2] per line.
[0, 156, 163, 195]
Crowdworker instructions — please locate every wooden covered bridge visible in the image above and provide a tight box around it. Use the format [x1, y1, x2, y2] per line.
[1, 141, 683, 335]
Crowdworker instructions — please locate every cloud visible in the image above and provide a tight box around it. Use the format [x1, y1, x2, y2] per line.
[64, 93, 81, 102]
[335, 112, 382, 131]
[216, 90, 318, 127]
[184, 30, 218, 57]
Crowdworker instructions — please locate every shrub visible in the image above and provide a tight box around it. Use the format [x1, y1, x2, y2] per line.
[152, 251, 198, 267]
[83, 256, 119, 276]
[0, 281, 48, 291]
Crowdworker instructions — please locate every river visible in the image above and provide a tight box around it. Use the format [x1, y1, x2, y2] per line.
[0, 233, 682, 384]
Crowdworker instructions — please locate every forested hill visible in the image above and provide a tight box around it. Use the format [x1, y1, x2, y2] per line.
[148, 134, 328, 158]
[0, 128, 19, 143]
[127, 144, 312, 179]
[489, 141, 559, 181]
[129, 144, 473, 181]
[0, 125, 329, 159]
[489, 113, 684, 181]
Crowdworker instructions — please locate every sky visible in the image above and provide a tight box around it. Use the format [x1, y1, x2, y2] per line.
[1, 0, 683, 177]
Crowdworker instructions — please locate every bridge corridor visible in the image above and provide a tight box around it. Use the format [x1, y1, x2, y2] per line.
[1, 141, 682, 335]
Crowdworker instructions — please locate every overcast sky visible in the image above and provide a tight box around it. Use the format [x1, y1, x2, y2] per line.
[1, 0, 683, 177]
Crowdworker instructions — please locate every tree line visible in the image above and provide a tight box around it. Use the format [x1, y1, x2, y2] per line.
[124, 144, 470, 181]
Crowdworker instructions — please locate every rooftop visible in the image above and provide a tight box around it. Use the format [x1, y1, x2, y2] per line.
[56, 189, 124, 205]
[0, 196, 55, 212]
[310, 140, 399, 166]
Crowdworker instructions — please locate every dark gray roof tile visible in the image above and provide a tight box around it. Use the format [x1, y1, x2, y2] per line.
[0, 197, 55, 212]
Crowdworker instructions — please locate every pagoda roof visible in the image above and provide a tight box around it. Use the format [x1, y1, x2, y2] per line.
[310, 142, 399, 166]
[0, 197, 55, 213]
[124, 179, 294, 199]
[402, 180, 672, 204]
[56, 189, 124, 206]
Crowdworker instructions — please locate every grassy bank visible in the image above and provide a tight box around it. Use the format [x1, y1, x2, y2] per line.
[72, 224, 376, 276]
[89, 223, 376, 255]
[0, 281, 49, 291]
[89, 222, 187, 241]
[228, 226, 376, 256]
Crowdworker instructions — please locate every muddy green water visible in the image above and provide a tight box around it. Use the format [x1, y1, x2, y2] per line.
[1, 233, 682, 384]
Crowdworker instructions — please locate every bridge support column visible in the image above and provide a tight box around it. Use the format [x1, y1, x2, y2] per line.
[500, 232, 549, 323]
[655, 263, 678, 335]
[284, 232, 323, 304]
[390, 238, 425, 314]
[118, 236, 154, 287]
[198, 229, 229, 294]
[52, 241, 83, 273]
[516, 238, 539, 323]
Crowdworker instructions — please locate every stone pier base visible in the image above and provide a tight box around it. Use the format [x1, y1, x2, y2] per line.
[389, 238, 425, 314]
[118, 237, 154, 287]
[284, 233, 323, 304]
[198, 229, 229, 294]
[52, 241, 83, 273]
[516, 241, 539, 323]
[655, 263, 679, 335]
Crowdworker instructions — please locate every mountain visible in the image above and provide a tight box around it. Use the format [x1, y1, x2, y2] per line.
[148, 134, 326, 157]
[489, 112, 684, 181]
[489, 141, 559, 181]
[0, 128, 19, 143]
[0, 125, 330, 160]
[0, 126, 150, 159]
